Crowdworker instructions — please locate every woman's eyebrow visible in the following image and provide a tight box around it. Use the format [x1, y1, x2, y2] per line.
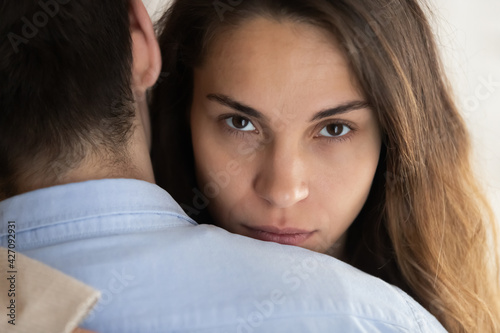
[310, 101, 370, 121]
[207, 93, 369, 122]
[207, 93, 265, 120]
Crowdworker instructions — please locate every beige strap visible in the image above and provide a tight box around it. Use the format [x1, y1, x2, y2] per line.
[0, 247, 100, 333]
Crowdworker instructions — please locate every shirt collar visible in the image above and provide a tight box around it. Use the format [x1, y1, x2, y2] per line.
[0, 178, 196, 235]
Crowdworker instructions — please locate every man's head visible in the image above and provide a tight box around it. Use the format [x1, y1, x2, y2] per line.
[0, 0, 160, 199]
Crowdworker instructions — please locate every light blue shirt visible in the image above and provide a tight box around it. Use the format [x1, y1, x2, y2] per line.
[0, 179, 446, 332]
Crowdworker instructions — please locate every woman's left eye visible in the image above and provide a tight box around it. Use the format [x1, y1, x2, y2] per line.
[318, 123, 351, 138]
[225, 116, 256, 132]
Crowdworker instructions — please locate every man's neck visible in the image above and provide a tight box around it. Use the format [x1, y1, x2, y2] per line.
[11, 152, 154, 199]
[4, 102, 155, 199]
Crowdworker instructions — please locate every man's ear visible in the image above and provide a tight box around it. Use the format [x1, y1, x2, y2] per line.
[129, 0, 161, 93]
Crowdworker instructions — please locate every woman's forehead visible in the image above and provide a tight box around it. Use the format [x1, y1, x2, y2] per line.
[206, 17, 342, 64]
[197, 17, 360, 107]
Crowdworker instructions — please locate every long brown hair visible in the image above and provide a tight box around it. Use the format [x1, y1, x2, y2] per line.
[150, 0, 500, 331]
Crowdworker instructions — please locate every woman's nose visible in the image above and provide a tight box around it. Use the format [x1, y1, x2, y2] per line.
[253, 144, 309, 208]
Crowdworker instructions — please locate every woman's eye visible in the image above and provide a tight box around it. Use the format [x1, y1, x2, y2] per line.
[319, 123, 351, 137]
[225, 116, 256, 132]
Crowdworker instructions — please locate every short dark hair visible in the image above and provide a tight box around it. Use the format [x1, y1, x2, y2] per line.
[0, 0, 134, 198]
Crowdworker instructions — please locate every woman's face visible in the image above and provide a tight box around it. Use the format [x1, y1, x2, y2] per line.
[190, 18, 382, 256]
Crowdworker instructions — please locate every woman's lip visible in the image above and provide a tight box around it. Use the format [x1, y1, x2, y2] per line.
[243, 225, 315, 246]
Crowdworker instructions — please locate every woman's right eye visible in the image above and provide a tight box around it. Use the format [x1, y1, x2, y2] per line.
[225, 116, 256, 132]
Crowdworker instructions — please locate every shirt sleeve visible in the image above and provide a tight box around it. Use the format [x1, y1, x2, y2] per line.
[0, 247, 100, 333]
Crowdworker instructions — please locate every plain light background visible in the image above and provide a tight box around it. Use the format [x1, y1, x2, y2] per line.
[143, 0, 500, 222]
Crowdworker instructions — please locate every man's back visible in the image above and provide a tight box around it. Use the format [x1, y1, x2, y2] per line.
[0, 179, 445, 332]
